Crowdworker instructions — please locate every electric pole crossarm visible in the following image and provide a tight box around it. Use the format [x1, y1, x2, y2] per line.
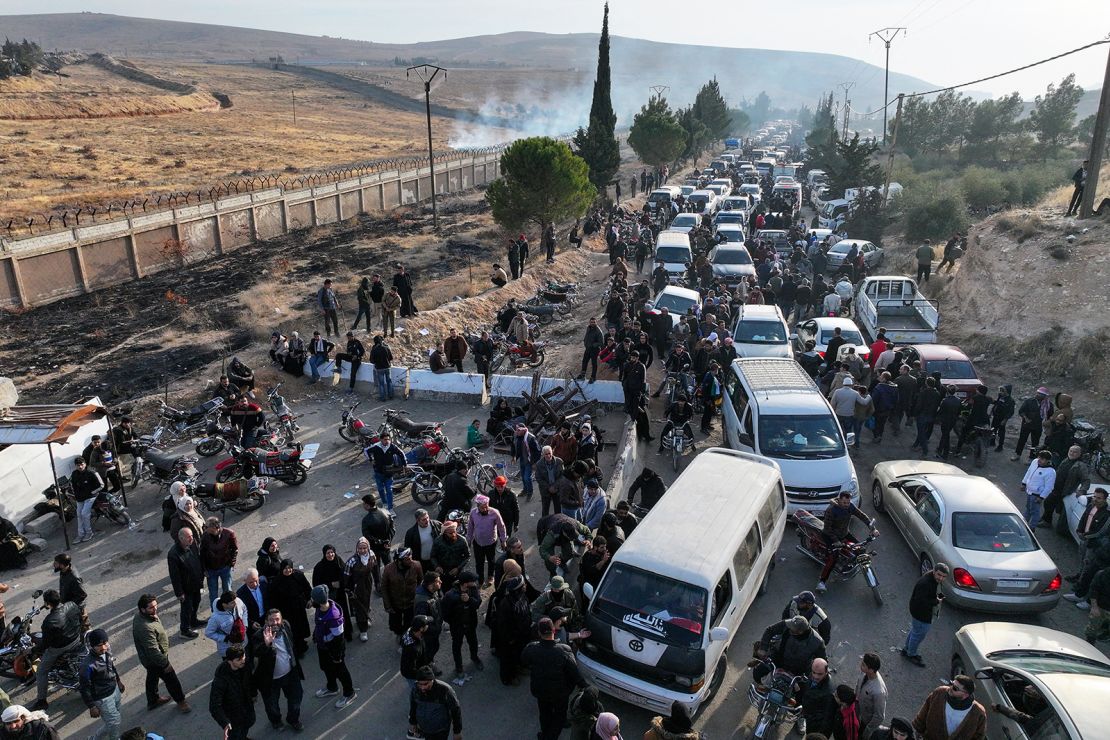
[407, 64, 447, 230]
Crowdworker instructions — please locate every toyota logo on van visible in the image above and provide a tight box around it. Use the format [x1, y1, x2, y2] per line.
[628, 638, 644, 653]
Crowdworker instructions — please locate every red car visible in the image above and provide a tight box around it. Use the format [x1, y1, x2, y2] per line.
[902, 344, 983, 399]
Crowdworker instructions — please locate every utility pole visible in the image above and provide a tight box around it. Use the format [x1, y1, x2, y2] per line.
[869, 27, 906, 146]
[838, 81, 855, 139]
[407, 64, 447, 230]
[649, 84, 669, 99]
[1079, 41, 1110, 219]
[883, 94, 905, 207]
[291, 89, 297, 127]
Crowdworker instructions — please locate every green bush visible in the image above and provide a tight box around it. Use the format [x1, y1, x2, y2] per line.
[960, 166, 1007, 209]
[902, 182, 970, 241]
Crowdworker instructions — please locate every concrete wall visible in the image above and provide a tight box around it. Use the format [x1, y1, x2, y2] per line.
[0, 152, 501, 309]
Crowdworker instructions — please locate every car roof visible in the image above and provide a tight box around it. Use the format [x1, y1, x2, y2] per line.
[656, 285, 701, 302]
[908, 344, 970, 361]
[958, 622, 1110, 664]
[807, 317, 864, 334]
[736, 305, 783, 320]
[912, 474, 1016, 513]
[691, 189, 714, 197]
[832, 239, 871, 247]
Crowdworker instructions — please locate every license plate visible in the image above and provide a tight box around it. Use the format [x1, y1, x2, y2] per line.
[600, 682, 642, 706]
[300, 443, 320, 461]
[996, 579, 1030, 590]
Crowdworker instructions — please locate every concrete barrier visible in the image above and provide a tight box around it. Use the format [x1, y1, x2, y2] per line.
[606, 419, 639, 501]
[407, 369, 487, 404]
[299, 360, 408, 394]
[489, 375, 625, 404]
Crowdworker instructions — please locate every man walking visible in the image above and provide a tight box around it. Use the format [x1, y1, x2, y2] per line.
[856, 652, 888, 739]
[1022, 450, 1057, 528]
[534, 446, 565, 517]
[914, 241, 934, 284]
[1066, 159, 1088, 217]
[208, 644, 255, 740]
[442, 571, 483, 682]
[317, 279, 341, 337]
[311, 585, 357, 709]
[511, 423, 541, 502]
[79, 630, 125, 740]
[366, 434, 406, 514]
[521, 617, 587, 740]
[167, 529, 205, 639]
[334, 332, 365, 393]
[132, 594, 191, 714]
[200, 517, 238, 612]
[900, 563, 949, 667]
[577, 317, 605, 384]
[253, 609, 304, 732]
[409, 665, 463, 740]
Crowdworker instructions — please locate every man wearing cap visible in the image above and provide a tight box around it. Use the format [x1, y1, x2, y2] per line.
[521, 616, 587, 740]
[442, 571, 483, 682]
[0, 704, 60, 739]
[511, 423, 542, 501]
[467, 495, 507, 588]
[578, 479, 608, 531]
[754, 615, 827, 685]
[382, 548, 423, 641]
[404, 509, 442, 574]
[401, 615, 435, 689]
[333, 331, 366, 393]
[78, 629, 125, 740]
[409, 664, 463, 740]
[871, 717, 914, 740]
[1013, 386, 1054, 461]
[531, 576, 582, 630]
[132, 594, 191, 714]
[310, 585, 356, 708]
[781, 591, 832, 644]
[30, 590, 82, 712]
[431, 521, 471, 592]
[912, 675, 986, 740]
[538, 513, 591, 578]
[488, 476, 520, 537]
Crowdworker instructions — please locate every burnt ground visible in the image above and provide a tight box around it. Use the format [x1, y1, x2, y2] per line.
[1, 193, 501, 405]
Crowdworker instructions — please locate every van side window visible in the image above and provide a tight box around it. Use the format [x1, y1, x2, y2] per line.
[733, 525, 763, 588]
[756, 488, 783, 542]
[725, 368, 748, 419]
[711, 572, 732, 626]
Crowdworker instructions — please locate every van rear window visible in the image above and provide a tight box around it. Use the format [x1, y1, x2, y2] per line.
[592, 564, 708, 648]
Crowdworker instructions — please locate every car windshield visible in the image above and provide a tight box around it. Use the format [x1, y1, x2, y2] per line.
[987, 652, 1110, 677]
[924, 359, 977, 380]
[591, 563, 707, 648]
[672, 215, 698, 228]
[819, 328, 865, 346]
[653, 292, 698, 313]
[648, 192, 672, 204]
[758, 414, 845, 459]
[713, 250, 752, 265]
[952, 512, 1037, 552]
[716, 213, 745, 223]
[688, 196, 708, 206]
[655, 247, 691, 264]
[719, 230, 744, 243]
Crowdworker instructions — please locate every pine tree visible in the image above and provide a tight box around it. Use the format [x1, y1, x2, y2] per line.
[572, 2, 620, 191]
[692, 78, 730, 140]
[627, 95, 687, 169]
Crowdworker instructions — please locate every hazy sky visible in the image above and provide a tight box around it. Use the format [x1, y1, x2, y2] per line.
[7, 0, 1109, 97]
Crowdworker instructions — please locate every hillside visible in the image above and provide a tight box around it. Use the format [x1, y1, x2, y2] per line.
[0, 12, 937, 109]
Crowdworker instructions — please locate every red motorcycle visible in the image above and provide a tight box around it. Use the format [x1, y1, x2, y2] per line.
[214, 442, 319, 486]
[793, 509, 882, 606]
[491, 340, 546, 372]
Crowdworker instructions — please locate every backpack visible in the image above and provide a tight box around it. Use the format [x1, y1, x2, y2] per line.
[229, 614, 246, 644]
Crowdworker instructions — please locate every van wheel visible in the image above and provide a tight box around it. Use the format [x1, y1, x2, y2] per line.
[871, 481, 885, 513]
[757, 567, 771, 597]
[703, 651, 728, 709]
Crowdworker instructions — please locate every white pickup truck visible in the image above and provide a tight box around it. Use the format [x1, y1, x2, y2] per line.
[852, 276, 940, 344]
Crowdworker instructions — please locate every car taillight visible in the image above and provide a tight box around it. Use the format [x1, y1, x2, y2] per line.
[953, 568, 980, 591]
[1044, 573, 1062, 593]
[860, 351, 870, 360]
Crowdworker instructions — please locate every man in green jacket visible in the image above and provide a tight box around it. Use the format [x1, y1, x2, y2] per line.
[915, 241, 935, 284]
[132, 594, 191, 713]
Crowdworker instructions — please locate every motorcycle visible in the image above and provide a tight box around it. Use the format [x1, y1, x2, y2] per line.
[490, 340, 547, 372]
[746, 657, 804, 739]
[47, 478, 137, 530]
[267, 384, 301, 443]
[192, 419, 281, 458]
[793, 509, 883, 606]
[156, 397, 224, 437]
[383, 447, 483, 506]
[660, 424, 696, 472]
[0, 590, 86, 691]
[214, 442, 319, 486]
[131, 430, 200, 493]
[187, 477, 268, 514]
[383, 409, 447, 448]
[339, 400, 383, 445]
[1074, 421, 1110, 481]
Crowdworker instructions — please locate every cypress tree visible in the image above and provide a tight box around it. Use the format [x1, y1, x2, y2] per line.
[573, 2, 620, 191]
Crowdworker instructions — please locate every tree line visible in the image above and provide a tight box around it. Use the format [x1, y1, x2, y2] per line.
[0, 38, 43, 79]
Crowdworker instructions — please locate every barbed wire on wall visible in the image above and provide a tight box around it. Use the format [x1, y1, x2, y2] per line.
[3, 144, 508, 239]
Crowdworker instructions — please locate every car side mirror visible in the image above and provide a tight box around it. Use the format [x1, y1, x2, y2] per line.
[789, 333, 798, 342]
[888, 481, 902, 489]
[709, 627, 729, 642]
[974, 668, 994, 680]
[582, 583, 595, 600]
[845, 432, 856, 446]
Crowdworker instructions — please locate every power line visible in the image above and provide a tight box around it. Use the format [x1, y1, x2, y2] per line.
[916, 0, 976, 33]
[860, 37, 1110, 116]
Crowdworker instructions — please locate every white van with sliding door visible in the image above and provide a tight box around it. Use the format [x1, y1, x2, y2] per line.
[722, 358, 859, 513]
[578, 448, 786, 716]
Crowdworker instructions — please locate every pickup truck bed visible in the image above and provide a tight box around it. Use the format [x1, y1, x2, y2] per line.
[875, 312, 934, 332]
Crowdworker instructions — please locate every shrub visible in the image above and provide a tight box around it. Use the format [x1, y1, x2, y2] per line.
[902, 182, 969, 241]
[960, 166, 1007, 209]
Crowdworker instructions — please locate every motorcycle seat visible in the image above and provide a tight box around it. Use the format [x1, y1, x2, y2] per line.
[143, 449, 181, 471]
[392, 416, 439, 434]
[252, 449, 298, 463]
[794, 510, 823, 532]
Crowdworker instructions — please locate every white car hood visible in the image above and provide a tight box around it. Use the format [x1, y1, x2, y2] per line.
[772, 453, 855, 490]
[736, 343, 792, 359]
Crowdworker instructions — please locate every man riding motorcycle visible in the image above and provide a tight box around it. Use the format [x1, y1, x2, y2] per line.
[752, 615, 827, 685]
[658, 395, 694, 455]
[816, 491, 878, 593]
[781, 591, 832, 645]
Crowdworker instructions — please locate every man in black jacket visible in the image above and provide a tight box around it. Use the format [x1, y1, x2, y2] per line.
[934, 385, 963, 460]
[53, 553, 87, 609]
[911, 377, 942, 453]
[167, 529, 205, 638]
[1013, 387, 1052, 461]
[307, 331, 335, 385]
[333, 332, 365, 393]
[393, 264, 417, 317]
[401, 615, 434, 686]
[956, 384, 993, 454]
[366, 433, 406, 514]
[252, 609, 304, 732]
[627, 467, 666, 510]
[1043, 445, 1090, 529]
[360, 492, 395, 571]
[754, 615, 827, 684]
[442, 571, 482, 680]
[796, 657, 836, 738]
[991, 384, 1016, 452]
[577, 318, 605, 383]
[369, 335, 395, 402]
[470, 330, 496, 383]
[1066, 159, 1087, 216]
[209, 644, 255, 740]
[622, 351, 647, 419]
[521, 617, 587, 740]
[70, 457, 103, 544]
[437, 463, 475, 522]
[79, 629, 125, 739]
[901, 562, 949, 667]
[30, 591, 82, 710]
[409, 665, 464, 740]
[236, 569, 269, 632]
[404, 509, 443, 573]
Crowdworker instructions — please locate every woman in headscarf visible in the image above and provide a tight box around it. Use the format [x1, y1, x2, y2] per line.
[592, 712, 623, 740]
[576, 424, 598, 463]
[493, 575, 532, 686]
[343, 537, 377, 643]
[256, 537, 282, 582]
[312, 544, 352, 641]
[167, 495, 204, 543]
[644, 700, 701, 739]
[568, 686, 605, 740]
[0, 703, 61, 740]
[268, 558, 312, 657]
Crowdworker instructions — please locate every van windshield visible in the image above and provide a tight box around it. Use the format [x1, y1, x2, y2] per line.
[591, 563, 707, 648]
[649, 192, 672, 204]
[655, 246, 692, 264]
[735, 320, 787, 343]
[758, 414, 846, 459]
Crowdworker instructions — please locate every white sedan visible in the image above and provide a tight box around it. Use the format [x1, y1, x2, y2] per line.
[668, 213, 700, 234]
[791, 317, 870, 364]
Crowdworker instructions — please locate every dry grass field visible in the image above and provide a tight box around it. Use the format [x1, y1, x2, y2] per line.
[0, 60, 491, 225]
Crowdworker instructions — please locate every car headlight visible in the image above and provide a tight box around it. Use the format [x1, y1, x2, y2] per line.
[843, 478, 858, 495]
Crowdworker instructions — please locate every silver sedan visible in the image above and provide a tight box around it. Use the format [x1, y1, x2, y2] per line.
[871, 460, 1062, 613]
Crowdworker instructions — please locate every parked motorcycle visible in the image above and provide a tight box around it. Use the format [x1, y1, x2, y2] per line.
[520, 303, 557, 325]
[47, 478, 137, 530]
[491, 340, 547, 372]
[383, 409, 447, 448]
[131, 431, 199, 493]
[187, 477, 268, 514]
[157, 397, 224, 437]
[0, 590, 86, 691]
[746, 658, 804, 739]
[793, 509, 882, 606]
[383, 447, 483, 506]
[214, 442, 319, 486]
[193, 419, 281, 458]
[267, 384, 301, 443]
[1074, 421, 1110, 481]
[339, 400, 382, 445]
